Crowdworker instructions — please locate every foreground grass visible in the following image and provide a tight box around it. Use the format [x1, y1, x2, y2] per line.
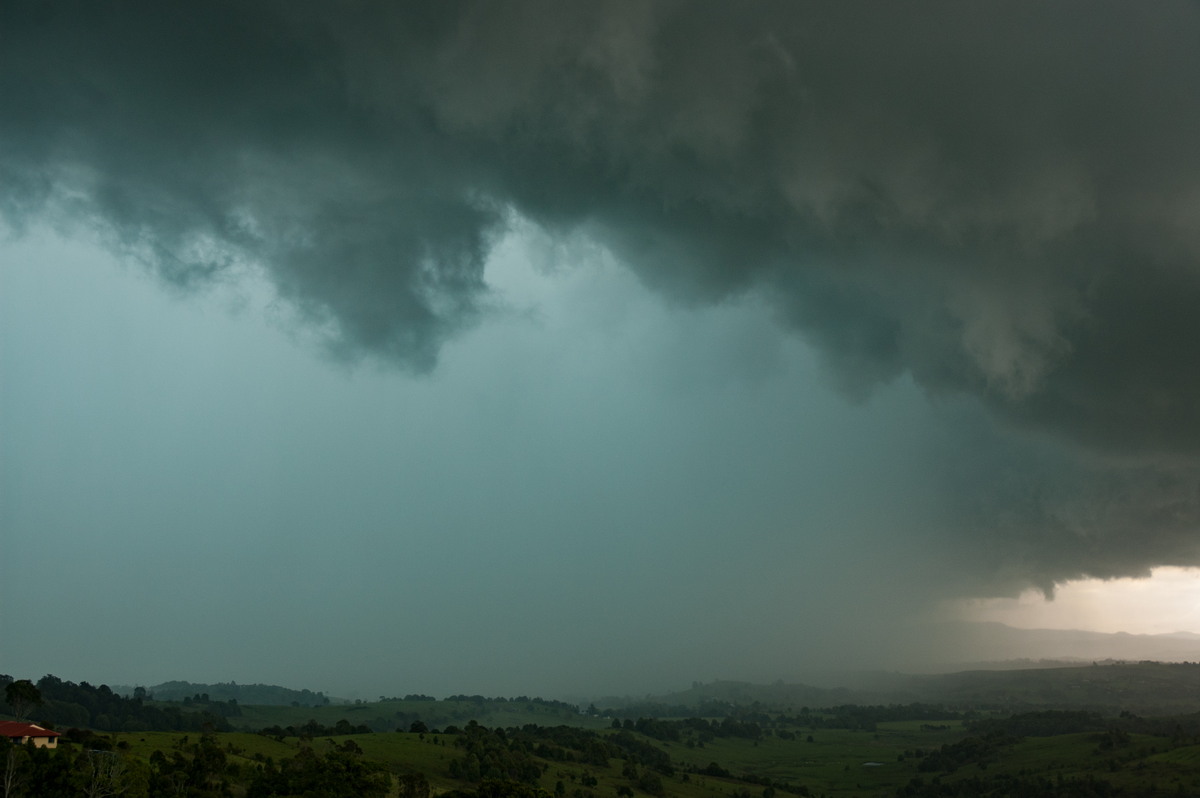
[660, 723, 967, 797]
[108, 723, 965, 798]
[106, 715, 1200, 798]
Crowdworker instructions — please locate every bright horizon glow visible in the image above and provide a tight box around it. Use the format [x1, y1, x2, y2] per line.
[957, 566, 1200, 636]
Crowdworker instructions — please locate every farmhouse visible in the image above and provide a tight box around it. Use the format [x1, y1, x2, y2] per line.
[0, 721, 61, 749]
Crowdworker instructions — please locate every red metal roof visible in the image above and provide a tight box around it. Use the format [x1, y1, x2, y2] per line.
[0, 721, 61, 738]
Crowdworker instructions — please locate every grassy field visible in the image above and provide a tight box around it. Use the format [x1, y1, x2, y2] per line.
[102, 718, 1200, 798]
[656, 722, 968, 797]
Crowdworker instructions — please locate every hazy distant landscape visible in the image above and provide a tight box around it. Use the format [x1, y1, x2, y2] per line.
[884, 622, 1200, 676]
[99, 620, 1200, 705]
[8, 655, 1200, 797]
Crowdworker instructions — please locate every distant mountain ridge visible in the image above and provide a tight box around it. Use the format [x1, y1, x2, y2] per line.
[630, 661, 1200, 714]
[107, 623, 1200, 712]
[605, 623, 1200, 714]
[917, 621, 1200, 669]
[113, 680, 331, 706]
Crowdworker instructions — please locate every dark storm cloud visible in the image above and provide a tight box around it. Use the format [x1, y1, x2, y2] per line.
[5, 0, 1200, 589]
[925, 406, 1200, 597]
[1, 1, 502, 368]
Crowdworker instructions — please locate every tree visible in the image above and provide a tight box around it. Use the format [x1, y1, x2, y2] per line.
[80, 750, 128, 798]
[2, 740, 27, 798]
[4, 680, 42, 721]
[637, 771, 664, 796]
[247, 746, 389, 797]
[399, 772, 431, 798]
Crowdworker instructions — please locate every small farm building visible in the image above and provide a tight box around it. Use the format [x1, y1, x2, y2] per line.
[0, 721, 61, 748]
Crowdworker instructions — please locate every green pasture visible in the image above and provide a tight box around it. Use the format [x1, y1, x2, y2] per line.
[1150, 742, 1200, 767]
[894, 730, 1200, 796]
[615, 723, 967, 797]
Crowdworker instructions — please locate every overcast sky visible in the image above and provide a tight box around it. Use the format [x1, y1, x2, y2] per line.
[4, 1, 1200, 699]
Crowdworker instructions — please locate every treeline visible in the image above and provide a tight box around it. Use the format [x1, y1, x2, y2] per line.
[774, 704, 971, 733]
[443, 695, 580, 712]
[1, 674, 230, 733]
[602, 699, 743, 720]
[611, 716, 766, 742]
[601, 704, 970, 744]
[179, 692, 243, 716]
[967, 708, 1200, 742]
[345, 695, 588, 735]
[258, 718, 374, 739]
[897, 773, 1134, 798]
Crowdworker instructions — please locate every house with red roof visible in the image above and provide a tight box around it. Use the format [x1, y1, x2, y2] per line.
[0, 721, 61, 749]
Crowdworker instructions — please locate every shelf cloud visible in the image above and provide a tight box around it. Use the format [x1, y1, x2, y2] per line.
[5, 0, 1200, 651]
